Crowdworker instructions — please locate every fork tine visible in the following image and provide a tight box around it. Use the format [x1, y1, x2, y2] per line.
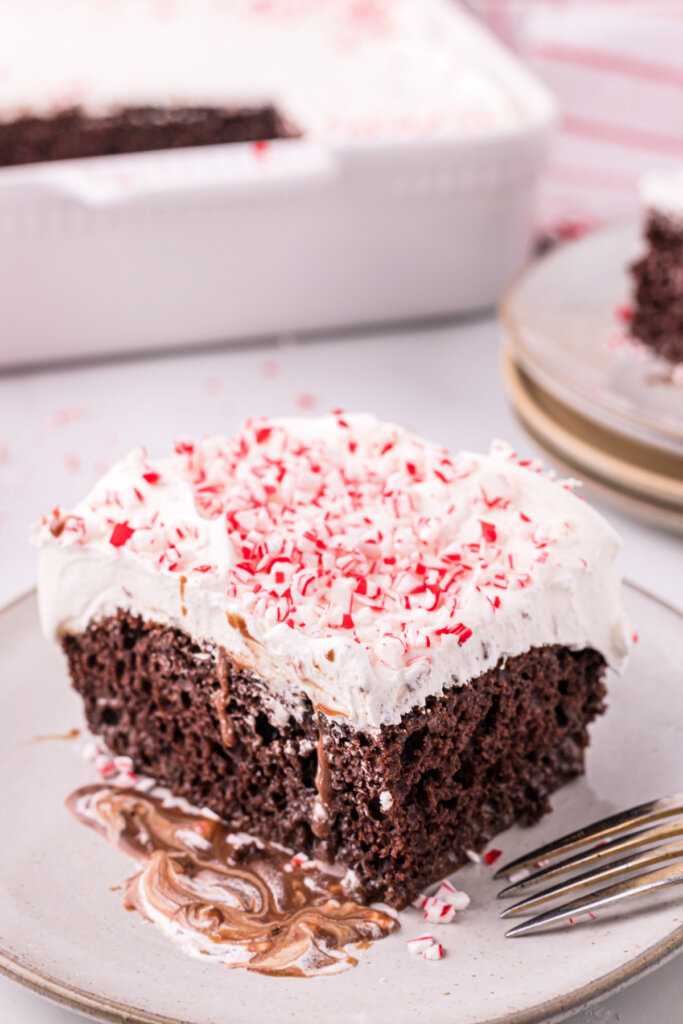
[505, 860, 683, 936]
[497, 817, 683, 896]
[500, 838, 683, 918]
[494, 792, 683, 880]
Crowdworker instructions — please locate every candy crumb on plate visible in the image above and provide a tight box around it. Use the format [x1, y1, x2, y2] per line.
[407, 935, 436, 955]
[423, 943, 444, 961]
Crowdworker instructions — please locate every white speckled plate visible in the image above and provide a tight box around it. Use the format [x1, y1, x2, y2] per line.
[1, 586, 682, 1024]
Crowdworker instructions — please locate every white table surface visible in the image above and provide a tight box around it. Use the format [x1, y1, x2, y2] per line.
[0, 315, 681, 1022]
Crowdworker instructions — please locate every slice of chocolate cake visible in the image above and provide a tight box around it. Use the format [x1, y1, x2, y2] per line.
[36, 415, 631, 909]
[630, 169, 683, 364]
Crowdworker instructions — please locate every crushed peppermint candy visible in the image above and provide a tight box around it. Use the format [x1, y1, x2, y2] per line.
[82, 735, 155, 791]
[109, 521, 135, 547]
[406, 934, 444, 960]
[413, 879, 471, 931]
[484, 848, 502, 866]
[295, 392, 316, 410]
[435, 880, 470, 910]
[379, 790, 394, 812]
[260, 359, 279, 378]
[423, 942, 444, 961]
[95, 754, 117, 778]
[39, 415, 592, 675]
[406, 934, 436, 955]
[423, 897, 456, 924]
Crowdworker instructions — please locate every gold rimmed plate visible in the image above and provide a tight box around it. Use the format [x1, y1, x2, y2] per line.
[501, 348, 683, 535]
[501, 219, 683, 456]
[1, 587, 683, 1023]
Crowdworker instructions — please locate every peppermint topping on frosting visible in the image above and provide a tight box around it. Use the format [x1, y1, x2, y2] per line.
[37, 414, 631, 730]
[43, 414, 587, 671]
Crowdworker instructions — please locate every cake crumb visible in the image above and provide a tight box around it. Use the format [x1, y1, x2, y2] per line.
[407, 934, 434, 955]
[435, 880, 470, 910]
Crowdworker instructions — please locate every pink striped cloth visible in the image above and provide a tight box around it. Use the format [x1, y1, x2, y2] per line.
[468, 0, 683, 236]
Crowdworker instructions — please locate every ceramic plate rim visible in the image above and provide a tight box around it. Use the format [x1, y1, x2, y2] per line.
[2, 585, 683, 1024]
[499, 348, 683, 535]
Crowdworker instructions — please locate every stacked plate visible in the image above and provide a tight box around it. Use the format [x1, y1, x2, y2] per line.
[501, 220, 683, 534]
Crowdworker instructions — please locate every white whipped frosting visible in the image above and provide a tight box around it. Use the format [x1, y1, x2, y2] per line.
[0, 0, 531, 142]
[640, 168, 683, 220]
[36, 414, 631, 731]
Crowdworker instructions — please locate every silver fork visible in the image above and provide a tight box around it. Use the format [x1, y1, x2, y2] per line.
[494, 792, 683, 937]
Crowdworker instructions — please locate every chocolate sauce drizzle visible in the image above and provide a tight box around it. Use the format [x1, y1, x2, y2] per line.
[48, 514, 71, 537]
[312, 718, 333, 839]
[66, 785, 397, 977]
[213, 647, 236, 748]
[31, 727, 81, 742]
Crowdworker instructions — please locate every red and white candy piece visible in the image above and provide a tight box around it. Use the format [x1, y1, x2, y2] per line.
[406, 934, 435, 956]
[135, 776, 157, 794]
[95, 754, 116, 779]
[290, 852, 315, 870]
[423, 896, 456, 924]
[423, 942, 444, 961]
[435, 879, 470, 910]
[484, 848, 502, 866]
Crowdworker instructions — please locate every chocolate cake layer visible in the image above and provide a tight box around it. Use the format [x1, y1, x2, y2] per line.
[630, 212, 683, 363]
[0, 105, 294, 168]
[63, 612, 607, 909]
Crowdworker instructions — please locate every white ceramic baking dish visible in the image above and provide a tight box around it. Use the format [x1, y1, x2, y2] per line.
[0, 2, 556, 368]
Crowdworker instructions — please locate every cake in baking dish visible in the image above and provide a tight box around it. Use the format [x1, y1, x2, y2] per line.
[0, 0, 531, 167]
[36, 414, 631, 908]
[630, 169, 683, 364]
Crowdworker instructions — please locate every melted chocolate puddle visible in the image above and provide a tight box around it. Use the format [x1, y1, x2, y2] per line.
[66, 785, 398, 977]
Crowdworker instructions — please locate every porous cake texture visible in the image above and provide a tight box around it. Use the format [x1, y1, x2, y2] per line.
[0, 106, 291, 168]
[37, 414, 630, 908]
